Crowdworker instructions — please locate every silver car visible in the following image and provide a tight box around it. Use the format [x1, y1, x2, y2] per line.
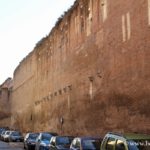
[3, 131, 13, 142]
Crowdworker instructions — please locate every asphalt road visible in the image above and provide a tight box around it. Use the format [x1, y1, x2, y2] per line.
[0, 141, 24, 150]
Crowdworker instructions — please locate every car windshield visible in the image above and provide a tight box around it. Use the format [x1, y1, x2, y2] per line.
[128, 139, 150, 150]
[56, 137, 73, 145]
[82, 139, 101, 150]
[29, 133, 39, 139]
[2, 131, 5, 134]
[41, 133, 52, 140]
[12, 132, 21, 136]
[6, 132, 10, 135]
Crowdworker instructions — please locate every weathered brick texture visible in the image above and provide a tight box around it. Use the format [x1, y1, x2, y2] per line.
[11, 0, 150, 135]
[0, 78, 12, 127]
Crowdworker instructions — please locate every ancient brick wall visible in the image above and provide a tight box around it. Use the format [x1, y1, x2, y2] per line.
[12, 0, 150, 135]
[0, 78, 13, 127]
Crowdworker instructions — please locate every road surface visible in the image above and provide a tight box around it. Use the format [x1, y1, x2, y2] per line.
[0, 141, 24, 150]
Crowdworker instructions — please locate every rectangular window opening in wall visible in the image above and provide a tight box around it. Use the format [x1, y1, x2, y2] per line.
[75, 15, 79, 34]
[122, 12, 131, 42]
[80, 7, 84, 33]
[126, 12, 131, 40]
[86, 0, 93, 36]
[122, 15, 126, 42]
[148, 0, 150, 25]
[101, 0, 108, 22]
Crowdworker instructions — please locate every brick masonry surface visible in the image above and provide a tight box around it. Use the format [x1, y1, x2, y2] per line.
[0, 78, 12, 126]
[11, 0, 150, 135]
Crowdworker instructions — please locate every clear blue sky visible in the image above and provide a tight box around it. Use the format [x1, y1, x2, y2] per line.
[0, 0, 75, 84]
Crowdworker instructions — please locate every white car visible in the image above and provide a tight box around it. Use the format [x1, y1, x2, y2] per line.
[3, 131, 13, 142]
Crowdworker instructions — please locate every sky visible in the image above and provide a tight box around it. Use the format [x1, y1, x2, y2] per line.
[0, 0, 75, 84]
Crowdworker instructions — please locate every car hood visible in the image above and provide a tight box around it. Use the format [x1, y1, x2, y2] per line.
[11, 136, 23, 140]
[11, 135, 23, 138]
[56, 144, 70, 150]
[28, 139, 36, 142]
[41, 140, 50, 145]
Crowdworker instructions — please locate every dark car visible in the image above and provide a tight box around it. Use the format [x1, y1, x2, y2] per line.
[49, 136, 74, 150]
[24, 133, 39, 150]
[70, 137, 102, 150]
[8, 131, 24, 142]
[101, 132, 150, 150]
[35, 132, 58, 150]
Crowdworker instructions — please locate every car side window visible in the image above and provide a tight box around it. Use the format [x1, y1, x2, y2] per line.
[36, 134, 41, 142]
[76, 139, 80, 148]
[53, 137, 56, 145]
[71, 139, 77, 148]
[106, 137, 116, 150]
[71, 138, 80, 149]
[25, 133, 29, 139]
[115, 140, 126, 150]
[51, 137, 56, 146]
[50, 137, 53, 143]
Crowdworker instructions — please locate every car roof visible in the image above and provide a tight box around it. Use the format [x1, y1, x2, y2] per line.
[124, 133, 150, 140]
[40, 132, 57, 135]
[41, 132, 56, 134]
[54, 136, 74, 138]
[11, 131, 20, 133]
[29, 132, 39, 135]
[76, 136, 102, 140]
[107, 132, 150, 140]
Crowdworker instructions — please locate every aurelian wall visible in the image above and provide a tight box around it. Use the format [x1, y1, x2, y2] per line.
[11, 52, 36, 131]
[12, 0, 150, 135]
[0, 78, 12, 127]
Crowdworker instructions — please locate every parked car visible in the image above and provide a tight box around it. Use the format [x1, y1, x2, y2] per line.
[35, 132, 57, 150]
[24, 132, 39, 150]
[8, 131, 24, 142]
[70, 137, 102, 150]
[101, 132, 150, 150]
[3, 130, 13, 142]
[49, 136, 74, 150]
[0, 128, 4, 135]
[0, 130, 6, 140]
